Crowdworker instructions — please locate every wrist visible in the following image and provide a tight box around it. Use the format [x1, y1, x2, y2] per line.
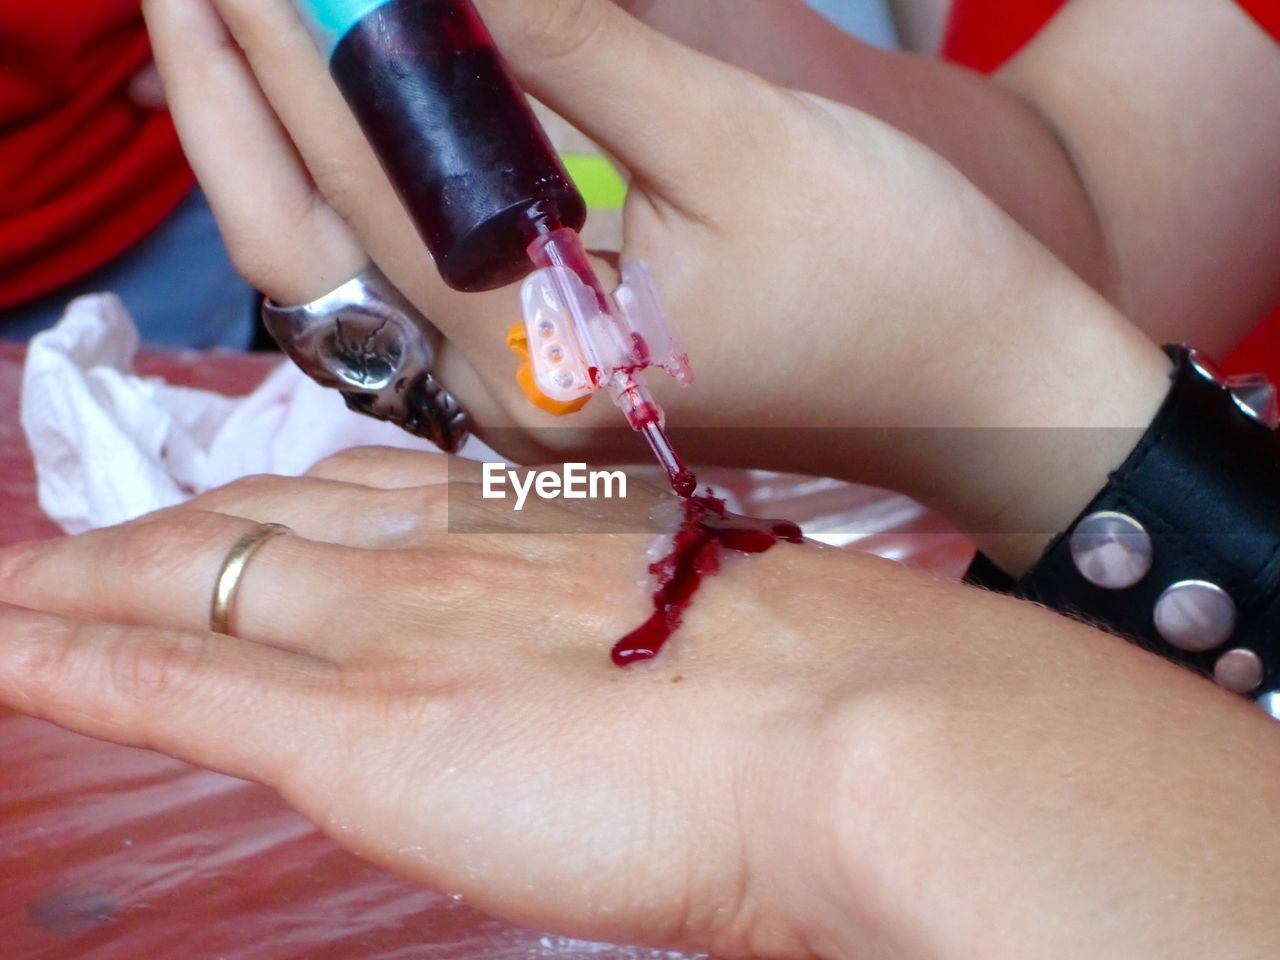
[928, 291, 1172, 575]
[769, 696, 939, 960]
[733, 692, 911, 960]
[700, 549, 970, 960]
[813, 595, 1280, 960]
[667, 545, 904, 958]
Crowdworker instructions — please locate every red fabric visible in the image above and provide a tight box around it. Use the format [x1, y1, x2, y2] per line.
[1238, 0, 1280, 41]
[1231, 0, 1280, 378]
[0, 3, 193, 310]
[941, 0, 1066, 72]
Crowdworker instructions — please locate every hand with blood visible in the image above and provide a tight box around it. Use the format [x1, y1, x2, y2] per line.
[3, 448, 1280, 958]
[0, 450, 830, 956]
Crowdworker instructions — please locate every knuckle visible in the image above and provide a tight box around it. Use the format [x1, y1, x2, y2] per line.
[0, 539, 45, 588]
[194, 474, 287, 512]
[111, 630, 203, 703]
[121, 512, 222, 577]
[384, 549, 466, 608]
[7, 617, 78, 688]
[511, 0, 611, 65]
[306, 446, 387, 479]
[413, 548, 502, 605]
[398, 485, 451, 525]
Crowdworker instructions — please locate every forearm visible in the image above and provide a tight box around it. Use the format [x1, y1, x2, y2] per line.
[901, 277, 1173, 575]
[754, 548, 1280, 959]
[995, 0, 1280, 352]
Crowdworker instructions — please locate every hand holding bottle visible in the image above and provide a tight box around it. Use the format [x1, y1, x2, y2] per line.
[144, 0, 1170, 569]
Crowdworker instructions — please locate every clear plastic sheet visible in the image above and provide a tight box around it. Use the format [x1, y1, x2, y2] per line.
[0, 345, 973, 959]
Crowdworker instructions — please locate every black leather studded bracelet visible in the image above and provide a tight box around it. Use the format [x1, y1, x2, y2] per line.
[967, 344, 1280, 710]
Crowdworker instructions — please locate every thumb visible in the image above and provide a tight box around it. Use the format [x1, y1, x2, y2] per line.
[472, 0, 768, 210]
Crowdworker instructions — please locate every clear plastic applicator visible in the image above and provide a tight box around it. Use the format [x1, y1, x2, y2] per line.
[521, 223, 697, 496]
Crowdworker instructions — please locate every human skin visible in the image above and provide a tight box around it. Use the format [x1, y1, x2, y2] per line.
[1, 448, 1279, 958]
[621, 0, 1280, 356]
[26, 7, 1275, 954]
[141, 0, 1173, 574]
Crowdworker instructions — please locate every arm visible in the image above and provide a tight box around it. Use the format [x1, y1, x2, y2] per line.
[145, 0, 1172, 576]
[998, 0, 1280, 352]
[627, 0, 1280, 354]
[1, 451, 1279, 958]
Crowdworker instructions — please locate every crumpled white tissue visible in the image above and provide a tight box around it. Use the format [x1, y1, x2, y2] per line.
[21, 294, 440, 535]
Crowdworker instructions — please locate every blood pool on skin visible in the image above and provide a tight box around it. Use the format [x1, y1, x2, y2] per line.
[613, 493, 804, 666]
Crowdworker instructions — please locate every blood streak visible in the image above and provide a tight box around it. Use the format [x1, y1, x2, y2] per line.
[612, 494, 804, 666]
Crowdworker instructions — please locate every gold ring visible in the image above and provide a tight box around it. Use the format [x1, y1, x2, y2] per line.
[209, 523, 292, 636]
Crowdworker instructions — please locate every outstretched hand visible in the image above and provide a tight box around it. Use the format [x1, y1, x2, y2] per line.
[0, 449, 861, 956]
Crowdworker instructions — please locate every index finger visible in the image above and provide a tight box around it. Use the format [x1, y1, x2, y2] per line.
[142, 0, 367, 303]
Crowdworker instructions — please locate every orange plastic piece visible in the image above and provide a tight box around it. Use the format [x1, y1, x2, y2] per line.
[506, 323, 591, 416]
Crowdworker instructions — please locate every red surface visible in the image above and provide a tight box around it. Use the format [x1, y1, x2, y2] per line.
[0, 345, 970, 959]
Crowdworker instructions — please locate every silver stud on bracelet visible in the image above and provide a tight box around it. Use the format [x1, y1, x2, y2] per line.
[1187, 348, 1227, 385]
[1226, 374, 1280, 430]
[1153, 580, 1237, 652]
[1214, 648, 1264, 694]
[1256, 691, 1280, 720]
[1069, 512, 1153, 590]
